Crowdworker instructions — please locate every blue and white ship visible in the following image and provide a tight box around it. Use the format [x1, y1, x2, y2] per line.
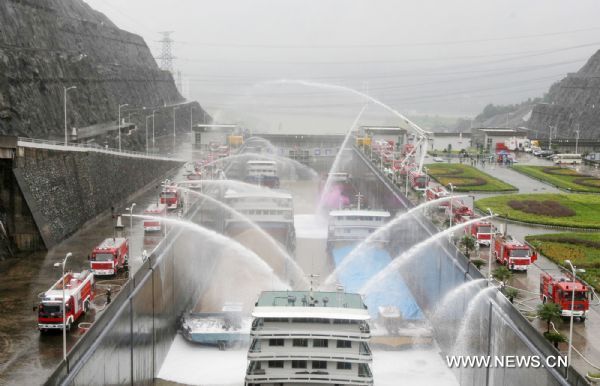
[180, 303, 251, 349]
[326, 200, 431, 345]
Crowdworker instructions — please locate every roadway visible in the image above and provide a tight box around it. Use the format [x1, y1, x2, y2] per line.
[0, 133, 194, 385]
[428, 152, 600, 378]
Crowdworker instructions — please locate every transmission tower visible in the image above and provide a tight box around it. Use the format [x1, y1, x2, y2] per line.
[157, 31, 175, 74]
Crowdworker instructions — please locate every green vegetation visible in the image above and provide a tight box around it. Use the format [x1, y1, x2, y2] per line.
[512, 165, 600, 193]
[475, 193, 600, 229]
[426, 163, 517, 192]
[525, 232, 600, 292]
[537, 303, 562, 333]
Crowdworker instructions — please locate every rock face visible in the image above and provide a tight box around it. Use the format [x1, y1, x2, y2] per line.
[0, 0, 192, 140]
[527, 50, 600, 139]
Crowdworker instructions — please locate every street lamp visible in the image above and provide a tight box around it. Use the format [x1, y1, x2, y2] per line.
[190, 105, 195, 135]
[118, 103, 129, 152]
[564, 259, 586, 375]
[575, 126, 580, 154]
[126, 203, 136, 236]
[487, 208, 494, 280]
[447, 183, 455, 228]
[145, 116, 152, 155]
[152, 109, 159, 151]
[173, 106, 180, 151]
[53, 252, 72, 363]
[63, 86, 76, 145]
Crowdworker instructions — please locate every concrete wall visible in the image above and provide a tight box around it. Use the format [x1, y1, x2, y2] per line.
[13, 147, 182, 247]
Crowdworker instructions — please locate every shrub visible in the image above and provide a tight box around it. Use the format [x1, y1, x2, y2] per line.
[573, 178, 600, 188]
[507, 200, 575, 217]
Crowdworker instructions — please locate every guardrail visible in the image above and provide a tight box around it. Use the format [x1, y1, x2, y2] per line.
[17, 137, 185, 162]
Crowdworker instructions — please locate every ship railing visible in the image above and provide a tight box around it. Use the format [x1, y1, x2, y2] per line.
[359, 342, 372, 356]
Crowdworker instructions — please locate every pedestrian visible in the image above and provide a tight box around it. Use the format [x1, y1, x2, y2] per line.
[106, 288, 112, 304]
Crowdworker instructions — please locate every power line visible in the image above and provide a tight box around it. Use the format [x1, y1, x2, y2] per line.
[177, 26, 600, 49]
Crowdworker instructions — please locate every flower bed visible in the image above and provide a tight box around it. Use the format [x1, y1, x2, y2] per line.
[425, 163, 517, 192]
[512, 165, 600, 193]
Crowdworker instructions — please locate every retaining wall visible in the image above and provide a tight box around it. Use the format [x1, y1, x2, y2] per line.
[13, 147, 182, 247]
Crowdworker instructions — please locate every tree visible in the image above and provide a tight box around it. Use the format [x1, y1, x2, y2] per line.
[504, 287, 519, 303]
[543, 331, 566, 349]
[460, 235, 477, 258]
[492, 266, 512, 287]
[472, 259, 485, 270]
[537, 303, 562, 333]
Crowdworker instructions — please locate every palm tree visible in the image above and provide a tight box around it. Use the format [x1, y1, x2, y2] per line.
[537, 303, 562, 333]
[543, 331, 566, 349]
[460, 235, 477, 258]
[472, 259, 485, 270]
[504, 287, 519, 303]
[492, 266, 512, 287]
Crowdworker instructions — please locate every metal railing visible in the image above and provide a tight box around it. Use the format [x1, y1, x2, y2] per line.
[16, 137, 185, 162]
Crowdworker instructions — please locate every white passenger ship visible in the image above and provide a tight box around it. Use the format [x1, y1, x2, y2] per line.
[245, 289, 373, 386]
[327, 194, 391, 248]
[224, 189, 296, 251]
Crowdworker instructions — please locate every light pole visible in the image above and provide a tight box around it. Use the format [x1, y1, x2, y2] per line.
[63, 86, 76, 145]
[564, 259, 585, 376]
[126, 203, 136, 236]
[447, 183, 455, 229]
[575, 126, 580, 154]
[152, 109, 159, 151]
[145, 116, 152, 155]
[190, 105, 195, 135]
[173, 106, 180, 151]
[487, 208, 494, 280]
[53, 252, 72, 363]
[118, 103, 129, 152]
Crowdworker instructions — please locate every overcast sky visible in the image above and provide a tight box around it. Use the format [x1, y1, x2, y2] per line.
[85, 0, 600, 133]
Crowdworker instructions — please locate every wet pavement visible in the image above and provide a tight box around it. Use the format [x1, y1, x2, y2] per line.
[0, 134, 193, 385]
[428, 152, 600, 377]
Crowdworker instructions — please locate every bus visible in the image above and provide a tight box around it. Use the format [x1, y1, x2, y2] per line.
[553, 154, 582, 165]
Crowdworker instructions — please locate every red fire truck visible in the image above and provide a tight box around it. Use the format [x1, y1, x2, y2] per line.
[409, 170, 428, 190]
[493, 234, 537, 271]
[425, 186, 450, 209]
[466, 220, 494, 246]
[160, 183, 182, 210]
[448, 201, 475, 224]
[540, 272, 590, 320]
[38, 270, 94, 332]
[90, 237, 129, 276]
[143, 203, 167, 232]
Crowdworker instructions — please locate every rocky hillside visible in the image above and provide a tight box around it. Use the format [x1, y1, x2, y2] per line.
[527, 50, 600, 139]
[0, 0, 204, 140]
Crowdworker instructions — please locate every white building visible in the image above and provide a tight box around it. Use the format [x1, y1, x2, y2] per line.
[245, 290, 373, 386]
[192, 124, 237, 149]
[429, 132, 471, 152]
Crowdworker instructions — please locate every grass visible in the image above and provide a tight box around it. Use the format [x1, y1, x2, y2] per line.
[512, 165, 600, 193]
[425, 163, 517, 192]
[475, 193, 600, 229]
[525, 232, 600, 292]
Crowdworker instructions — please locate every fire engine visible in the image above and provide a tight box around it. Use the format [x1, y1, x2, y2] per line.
[466, 220, 494, 246]
[493, 234, 537, 271]
[143, 203, 167, 232]
[447, 201, 474, 224]
[425, 186, 450, 209]
[540, 271, 590, 320]
[38, 270, 94, 332]
[409, 170, 428, 190]
[90, 237, 129, 276]
[160, 182, 182, 210]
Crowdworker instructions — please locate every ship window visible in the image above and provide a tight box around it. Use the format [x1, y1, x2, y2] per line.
[337, 362, 352, 370]
[268, 361, 284, 368]
[313, 339, 328, 348]
[312, 361, 327, 369]
[269, 339, 284, 346]
[336, 340, 352, 348]
[292, 360, 307, 369]
[293, 339, 308, 347]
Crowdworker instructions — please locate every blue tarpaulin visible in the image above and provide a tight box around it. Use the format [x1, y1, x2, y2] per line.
[332, 245, 424, 320]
